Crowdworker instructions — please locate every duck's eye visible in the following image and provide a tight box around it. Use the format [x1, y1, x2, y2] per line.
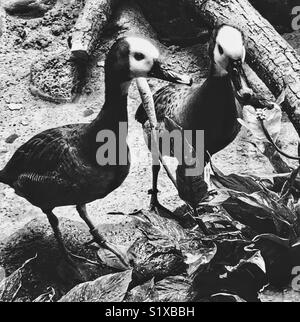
[134, 53, 145, 61]
[218, 45, 224, 55]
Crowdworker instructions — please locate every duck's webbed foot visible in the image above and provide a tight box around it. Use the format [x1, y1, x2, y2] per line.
[76, 205, 130, 269]
[90, 231, 130, 270]
[148, 189, 175, 219]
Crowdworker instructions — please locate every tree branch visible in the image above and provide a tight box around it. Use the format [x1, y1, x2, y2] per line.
[70, 0, 120, 59]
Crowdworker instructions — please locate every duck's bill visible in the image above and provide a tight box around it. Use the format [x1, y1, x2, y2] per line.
[149, 60, 193, 85]
[228, 62, 253, 104]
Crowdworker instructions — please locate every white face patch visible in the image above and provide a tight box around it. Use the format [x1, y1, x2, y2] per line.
[214, 26, 246, 74]
[126, 37, 160, 78]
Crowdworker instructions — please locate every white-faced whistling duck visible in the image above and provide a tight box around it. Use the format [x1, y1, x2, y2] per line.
[0, 37, 192, 279]
[136, 25, 254, 234]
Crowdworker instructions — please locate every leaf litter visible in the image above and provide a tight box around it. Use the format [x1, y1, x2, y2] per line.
[51, 157, 300, 302]
[5, 83, 300, 302]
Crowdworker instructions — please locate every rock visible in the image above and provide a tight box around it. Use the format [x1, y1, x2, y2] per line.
[5, 134, 19, 144]
[3, 0, 57, 18]
[20, 119, 29, 126]
[26, 19, 39, 30]
[0, 217, 110, 301]
[23, 33, 52, 49]
[83, 108, 94, 117]
[7, 103, 22, 111]
[51, 24, 65, 36]
[84, 86, 93, 95]
[3, 91, 23, 104]
[97, 61, 105, 68]
[30, 52, 79, 103]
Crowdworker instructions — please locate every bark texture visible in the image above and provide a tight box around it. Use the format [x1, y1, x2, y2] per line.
[249, 0, 297, 31]
[184, 0, 300, 136]
[112, 0, 159, 44]
[70, 0, 120, 59]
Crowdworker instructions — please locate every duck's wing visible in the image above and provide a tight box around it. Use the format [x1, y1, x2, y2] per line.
[135, 84, 192, 124]
[4, 125, 84, 182]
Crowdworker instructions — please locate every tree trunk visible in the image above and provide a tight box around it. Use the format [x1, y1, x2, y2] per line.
[249, 0, 296, 31]
[70, 0, 120, 59]
[184, 0, 300, 136]
[112, 0, 159, 44]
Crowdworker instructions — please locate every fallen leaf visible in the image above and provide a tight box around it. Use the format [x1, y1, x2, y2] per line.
[33, 287, 55, 302]
[59, 270, 133, 302]
[210, 293, 246, 302]
[253, 234, 292, 287]
[125, 278, 158, 302]
[238, 103, 282, 142]
[0, 255, 37, 302]
[155, 276, 194, 302]
[211, 162, 263, 194]
[221, 190, 297, 239]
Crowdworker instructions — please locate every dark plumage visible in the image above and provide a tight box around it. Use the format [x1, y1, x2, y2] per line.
[136, 78, 242, 155]
[0, 123, 130, 210]
[0, 36, 192, 279]
[136, 25, 253, 233]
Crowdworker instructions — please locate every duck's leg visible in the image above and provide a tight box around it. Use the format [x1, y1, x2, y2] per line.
[150, 164, 212, 234]
[149, 164, 161, 209]
[149, 164, 174, 217]
[43, 209, 90, 282]
[76, 205, 129, 268]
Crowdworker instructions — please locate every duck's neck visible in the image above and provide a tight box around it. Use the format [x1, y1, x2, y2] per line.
[210, 63, 238, 112]
[189, 63, 237, 121]
[204, 63, 239, 122]
[210, 62, 229, 78]
[87, 75, 131, 136]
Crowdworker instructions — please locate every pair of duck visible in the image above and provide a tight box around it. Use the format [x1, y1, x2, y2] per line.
[0, 25, 252, 280]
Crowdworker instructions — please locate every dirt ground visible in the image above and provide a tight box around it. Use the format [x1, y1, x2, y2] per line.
[1, 0, 300, 301]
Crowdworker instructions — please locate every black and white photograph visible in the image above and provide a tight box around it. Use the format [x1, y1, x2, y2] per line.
[0, 0, 300, 306]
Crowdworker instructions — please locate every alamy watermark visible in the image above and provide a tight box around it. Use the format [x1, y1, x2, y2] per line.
[292, 266, 300, 291]
[292, 6, 300, 31]
[96, 122, 205, 177]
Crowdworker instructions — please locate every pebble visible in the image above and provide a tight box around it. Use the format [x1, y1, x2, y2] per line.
[7, 103, 22, 111]
[21, 120, 29, 126]
[84, 86, 93, 95]
[97, 61, 105, 68]
[83, 108, 94, 117]
[51, 24, 65, 36]
[5, 134, 19, 144]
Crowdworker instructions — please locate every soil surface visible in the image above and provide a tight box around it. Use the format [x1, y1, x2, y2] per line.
[0, 0, 300, 302]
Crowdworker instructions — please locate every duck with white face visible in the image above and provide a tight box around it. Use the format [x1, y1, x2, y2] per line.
[105, 37, 192, 98]
[0, 36, 193, 281]
[128, 37, 193, 85]
[210, 25, 253, 102]
[135, 25, 254, 234]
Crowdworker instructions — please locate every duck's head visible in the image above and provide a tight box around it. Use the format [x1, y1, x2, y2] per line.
[105, 37, 193, 89]
[209, 25, 253, 103]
